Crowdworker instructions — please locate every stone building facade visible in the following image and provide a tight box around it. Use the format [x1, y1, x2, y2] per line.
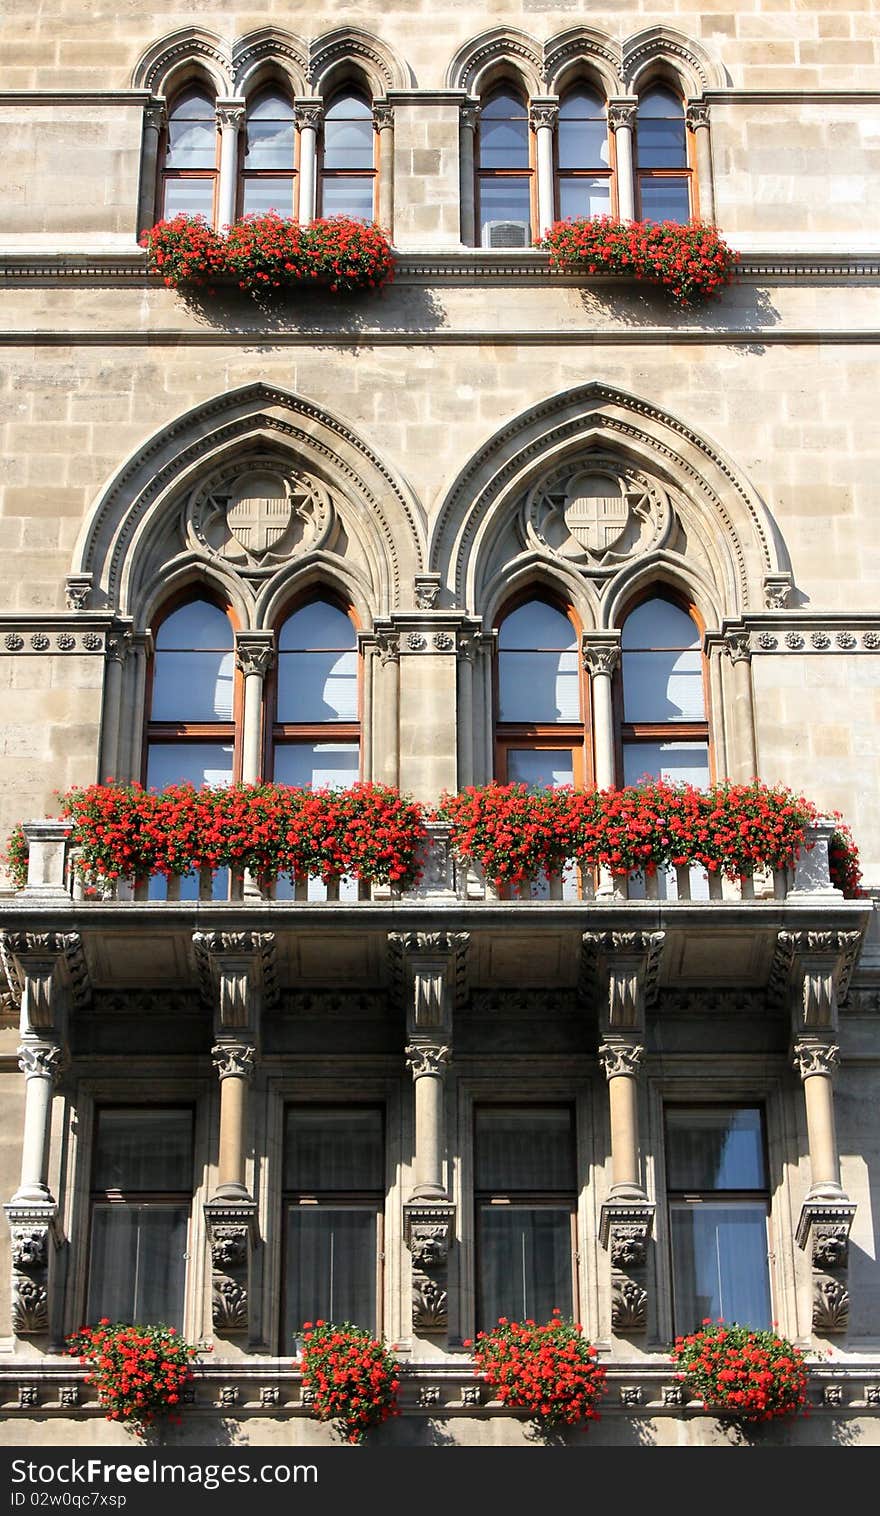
[0, 0, 879, 1447]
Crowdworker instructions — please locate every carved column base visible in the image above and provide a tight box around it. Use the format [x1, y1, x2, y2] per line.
[404, 1200, 455, 1336]
[797, 1200, 855, 1335]
[600, 1200, 654, 1337]
[4, 1202, 60, 1337]
[204, 1200, 259, 1338]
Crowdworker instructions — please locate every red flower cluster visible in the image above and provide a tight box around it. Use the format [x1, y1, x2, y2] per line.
[466, 1311, 606, 1431]
[438, 780, 863, 894]
[141, 214, 395, 296]
[671, 1320, 809, 1422]
[540, 216, 739, 307]
[299, 1321, 400, 1444]
[45, 781, 425, 890]
[66, 1320, 200, 1434]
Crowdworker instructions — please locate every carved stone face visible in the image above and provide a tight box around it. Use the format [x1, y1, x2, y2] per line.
[411, 1236, 443, 1268]
[11, 1228, 47, 1270]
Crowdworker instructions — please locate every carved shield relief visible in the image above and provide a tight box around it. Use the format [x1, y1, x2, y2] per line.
[185, 460, 335, 572]
[520, 457, 673, 573]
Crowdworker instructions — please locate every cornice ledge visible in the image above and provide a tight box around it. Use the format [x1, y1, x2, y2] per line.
[0, 91, 152, 105]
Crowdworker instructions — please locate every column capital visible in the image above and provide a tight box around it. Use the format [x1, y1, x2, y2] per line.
[598, 1041, 645, 1079]
[294, 98, 323, 131]
[64, 573, 93, 611]
[771, 928, 863, 1035]
[723, 627, 752, 664]
[17, 1043, 64, 1083]
[405, 1043, 451, 1078]
[685, 98, 711, 133]
[460, 100, 479, 133]
[216, 98, 246, 130]
[607, 97, 638, 132]
[143, 98, 167, 134]
[529, 99, 558, 132]
[582, 636, 621, 677]
[235, 631, 275, 679]
[792, 1040, 840, 1080]
[373, 101, 394, 133]
[211, 1042, 257, 1081]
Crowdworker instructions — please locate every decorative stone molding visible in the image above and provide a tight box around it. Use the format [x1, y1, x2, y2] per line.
[210, 1225, 250, 1270]
[418, 1385, 442, 1407]
[18, 1386, 39, 1409]
[685, 98, 711, 132]
[611, 1278, 648, 1333]
[402, 822, 457, 901]
[459, 102, 479, 133]
[374, 630, 400, 665]
[185, 458, 336, 574]
[813, 1277, 849, 1334]
[662, 1384, 685, 1407]
[294, 102, 323, 131]
[64, 574, 93, 611]
[609, 1223, 649, 1270]
[461, 1384, 482, 1406]
[388, 931, 469, 1035]
[600, 1201, 654, 1339]
[372, 102, 394, 133]
[5, 1203, 59, 1340]
[405, 1044, 451, 1078]
[260, 1386, 280, 1407]
[204, 1202, 258, 1338]
[106, 630, 132, 665]
[619, 1385, 642, 1407]
[771, 929, 863, 1029]
[529, 102, 558, 132]
[763, 572, 794, 610]
[193, 930, 278, 1026]
[519, 457, 672, 576]
[723, 629, 752, 664]
[413, 573, 441, 610]
[582, 931, 665, 1032]
[215, 100, 246, 131]
[235, 633, 275, 679]
[4, 930, 90, 1029]
[811, 1224, 852, 1270]
[412, 1277, 448, 1333]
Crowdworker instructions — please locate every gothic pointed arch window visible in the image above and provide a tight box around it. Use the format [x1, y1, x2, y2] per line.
[160, 86, 219, 221]
[556, 84, 613, 221]
[618, 593, 709, 788]
[319, 90, 376, 221]
[495, 596, 589, 789]
[146, 597, 237, 791]
[477, 84, 533, 248]
[270, 597, 360, 790]
[239, 86, 297, 217]
[635, 85, 693, 224]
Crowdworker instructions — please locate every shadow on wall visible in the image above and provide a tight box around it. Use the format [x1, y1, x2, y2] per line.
[572, 283, 781, 352]
[169, 283, 448, 349]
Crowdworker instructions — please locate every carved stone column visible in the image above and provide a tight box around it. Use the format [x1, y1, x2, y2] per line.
[216, 99, 246, 229]
[686, 99, 714, 222]
[459, 102, 478, 246]
[194, 931, 277, 1340]
[607, 98, 637, 221]
[5, 1042, 64, 1338]
[722, 629, 758, 780]
[530, 99, 558, 239]
[373, 101, 394, 236]
[582, 638, 621, 790]
[100, 629, 133, 786]
[371, 629, 400, 788]
[235, 633, 275, 786]
[137, 99, 166, 236]
[586, 931, 664, 1336]
[295, 100, 322, 221]
[774, 928, 863, 1334]
[390, 931, 468, 1337]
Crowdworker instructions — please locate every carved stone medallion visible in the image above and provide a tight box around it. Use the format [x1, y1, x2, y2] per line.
[226, 473, 294, 557]
[186, 460, 335, 572]
[520, 458, 672, 574]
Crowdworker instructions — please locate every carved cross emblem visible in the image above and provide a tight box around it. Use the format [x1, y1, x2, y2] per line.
[226, 473, 293, 557]
[563, 472, 629, 554]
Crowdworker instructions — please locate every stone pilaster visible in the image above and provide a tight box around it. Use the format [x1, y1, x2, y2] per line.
[607, 98, 637, 221]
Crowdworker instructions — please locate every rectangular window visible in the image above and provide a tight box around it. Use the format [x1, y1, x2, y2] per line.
[666, 1106, 772, 1332]
[475, 1106, 577, 1330]
[87, 1108, 193, 1327]
[282, 1107, 384, 1350]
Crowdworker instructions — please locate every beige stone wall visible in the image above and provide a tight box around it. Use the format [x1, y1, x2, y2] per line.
[0, 655, 103, 845]
[0, 105, 143, 239]
[2, 2, 880, 91]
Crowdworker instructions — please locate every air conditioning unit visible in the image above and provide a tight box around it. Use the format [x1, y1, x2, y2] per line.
[482, 220, 530, 249]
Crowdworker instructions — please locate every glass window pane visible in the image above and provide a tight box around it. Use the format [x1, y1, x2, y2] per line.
[162, 178, 215, 219]
[639, 177, 691, 224]
[273, 743, 359, 789]
[479, 178, 532, 242]
[479, 114, 530, 169]
[156, 601, 233, 651]
[277, 652, 358, 721]
[280, 603, 356, 651]
[285, 1109, 383, 1190]
[499, 602, 577, 651]
[94, 1109, 193, 1191]
[320, 177, 374, 221]
[558, 118, 609, 170]
[250, 92, 294, 122]
[146, 743, 234, 791]
[671, 1204, 772, 1331]
[637, 118, 687, 170]
[151, 651, 234, 721]
[324, 117, 374, 170]
[88, 1205, 188, 1326]
[478, 1207, 573, 1329]
[623, 650, 705, 722]
[166, 115, 216, 170]
[285, 1209, 376, 1343]
[498, 651, 580, 723]
[325, 95, 372, 120]
[475, 1108, 575, 1191]
[506, 749, 574, 790]
[666, 1109, 767, 1190]
[622, 741, 709, 788]
[622, 599, 700, 650]
[241, 178, 295, 216]
[558, 177, 611, 220]
[244, 120, 296, 169]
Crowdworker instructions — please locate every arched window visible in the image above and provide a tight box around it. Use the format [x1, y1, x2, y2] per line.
[271, 599, 360, 789]
[619, 595, 709, 787]
[556, 86, 612, 221]
[496, 598, 587, 789]
[635, 86, 692, 224]
[146, 598, 236, 790]
[239, 88, 296, 217]
[478, 86, 532, 248]
[319, 92, 376, 221]
[161, 87, 219, 221]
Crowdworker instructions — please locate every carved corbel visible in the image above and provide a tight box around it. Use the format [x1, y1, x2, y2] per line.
[64, 573, 93, 611]
[812, 1276, 850, 1334]
[4, 1202, 61, 1338]
[582, 931, 665, 1036]
[796, 1198, 855, 1337]
[773, 929, 863, 1035]
[204, 1202, 259, 1339]
[193, 931, 277, 1037]
[388, 932, 469, 1039]
[404, 1202, 455, 1336]
[3, 930, 89, 1039]
[599, 1200, 654, 1338]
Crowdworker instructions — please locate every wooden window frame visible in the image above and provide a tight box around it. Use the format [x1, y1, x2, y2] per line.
[317, 89, 378, 222]
[614, 588, 713, 788]
[553, 86, 617, 222]
[158, 89, 220, 225]
[143, 591, 242, 786]
[267, 592, 362, 785]
[281, 1104, 385, 1348]
[634, 84, 697, 223]
[475, 84, 536, 247]
[237, 88, 299, 220]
